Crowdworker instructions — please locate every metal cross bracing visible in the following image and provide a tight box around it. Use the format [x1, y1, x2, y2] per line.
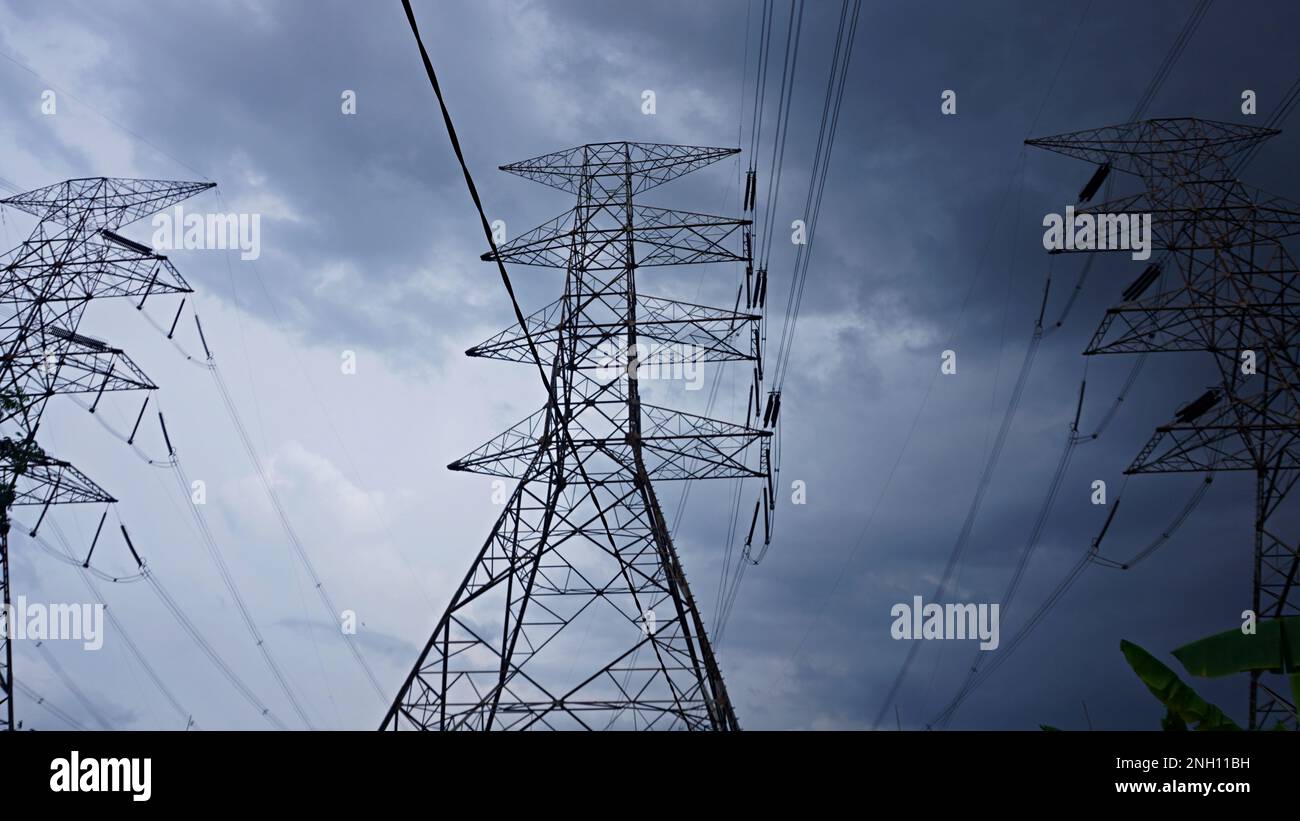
[383, 142, 771, 731]
[1028, 117, 1300, 729]
[0, 176, 211, 731]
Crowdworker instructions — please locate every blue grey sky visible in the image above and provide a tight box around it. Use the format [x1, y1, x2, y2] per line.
[1, 0, 1297, 730]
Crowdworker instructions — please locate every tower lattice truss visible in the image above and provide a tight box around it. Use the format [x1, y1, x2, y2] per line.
[1028, 118, 1300, 729]
[384, 143, 772, 730]
[0, 176, 211, 731]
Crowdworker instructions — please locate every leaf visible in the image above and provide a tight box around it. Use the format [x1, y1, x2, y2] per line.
[1120, 640, 1241, 731]
[1039, 724, 1062, 732]
[1173, 616, 1300, 678]
[1161, 707, 1187, 732]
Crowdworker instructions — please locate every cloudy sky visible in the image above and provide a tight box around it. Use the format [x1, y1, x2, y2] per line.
[1, 0, 1297, 730]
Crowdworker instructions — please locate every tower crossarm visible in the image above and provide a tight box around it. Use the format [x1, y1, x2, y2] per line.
[0, 337, 155, 427]
[468, 293, 760, 366]
[500, 142, 738, 195]
[0, 177, 215, 232]
[1026, 118, 1280, 180]
[1127, 385, 1300, 475]
[0, 446, 116, 507]
[450, 403, 770, 482]
[1, 226, 192, 305]
[483, 206, 750, 270]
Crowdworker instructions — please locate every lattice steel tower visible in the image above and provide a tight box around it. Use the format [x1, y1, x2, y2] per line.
[0, 177, 210, 730]
[383, 143, 771, 730]
[1028, 118, 1299, 728]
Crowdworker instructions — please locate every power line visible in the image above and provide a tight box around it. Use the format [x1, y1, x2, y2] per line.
[165, 452, 317, 728]
[872, 0, 1218, 730]
[43, 520, 195, 728]
[0, 176, 213, 732]
[935, 77, 1300, 730]
[390, 0, 757, 731]
[0, 49, 213, 182]
[714, 0, 861, 648]
[15, 681, 87, 730]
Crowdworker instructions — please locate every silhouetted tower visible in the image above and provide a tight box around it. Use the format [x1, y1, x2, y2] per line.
[1028, 118, 1299, 728]
[0, 177, 210, 730]
[383, 143, 770, 730]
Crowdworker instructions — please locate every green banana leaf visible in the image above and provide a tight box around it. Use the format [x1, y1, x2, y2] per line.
[1119, 640, 1241, 731]
[1172, 615, 1300, 677]
[1161, 708, 1188, 732]
[1172, 616, 1300, 718]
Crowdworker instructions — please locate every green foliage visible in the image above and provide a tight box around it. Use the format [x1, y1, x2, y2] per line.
[0, 436, 45, 469]
[1173, 617, 1300, 726]
[0, 386, 46, 512]
[1160, 707, 1188, 732]
[1119, 640, 1241, 731]
[1172, 616, 1299, 677]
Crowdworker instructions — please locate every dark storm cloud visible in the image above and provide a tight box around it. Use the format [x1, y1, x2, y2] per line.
[1, 0, 1295, 729]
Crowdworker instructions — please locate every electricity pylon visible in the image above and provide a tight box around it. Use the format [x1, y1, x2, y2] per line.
[0, 176, 211, 730]
[1027, 118, 1300, 729]
[384, 142, 770, 730]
